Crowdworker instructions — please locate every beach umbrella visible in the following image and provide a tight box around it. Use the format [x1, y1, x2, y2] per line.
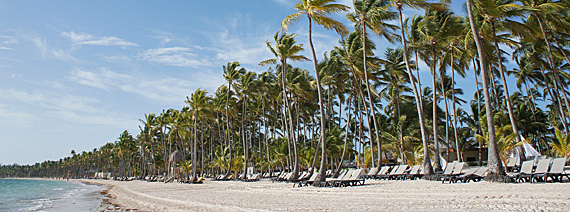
[169, 150, 184, 164]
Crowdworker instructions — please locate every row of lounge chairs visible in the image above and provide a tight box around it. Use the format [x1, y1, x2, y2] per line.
[505, 157, 569, 183]
[364, 165, 422, 180]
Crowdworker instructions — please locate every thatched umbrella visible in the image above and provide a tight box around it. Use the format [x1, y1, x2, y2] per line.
[169, 150, 184, 164]
[167, 150, 185, 182]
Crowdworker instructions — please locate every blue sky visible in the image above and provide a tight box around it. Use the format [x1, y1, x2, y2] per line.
[0, 1, 503, 165]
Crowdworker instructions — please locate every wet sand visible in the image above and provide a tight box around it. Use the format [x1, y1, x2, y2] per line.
[80, 178, 570, 211]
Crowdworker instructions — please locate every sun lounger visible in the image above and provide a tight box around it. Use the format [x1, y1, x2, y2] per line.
[510, 160, 534, 183]
[505, 157, 519, 172]
[404, 165, 422, 180]
[389, 165, 409, 180]
[365, 167, 379, 179]
[441, 162, 464, 183]
[529, 158, 551, 183]
[243, 173, 260, 182]
[373, 166, 391, 180]
[338, 169, 365, 187]
[332, 169, 358, 187]
[436, 162, 456, 181]
[449, 167, 478, 183]
[326, 170, 351, 187]
[378, 165, 398, 180]
[546, 158, 570, 182]
[295, 172, 318, 187]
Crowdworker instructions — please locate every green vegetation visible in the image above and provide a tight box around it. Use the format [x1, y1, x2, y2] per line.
[2, 0, 570, 183]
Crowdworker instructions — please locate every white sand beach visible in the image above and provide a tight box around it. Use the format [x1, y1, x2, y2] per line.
[81, 179, 570, 211]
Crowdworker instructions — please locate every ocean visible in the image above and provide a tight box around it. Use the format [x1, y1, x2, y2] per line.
[0, 179, 107, 211]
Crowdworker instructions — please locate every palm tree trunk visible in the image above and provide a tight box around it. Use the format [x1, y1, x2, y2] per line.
[224, 83, 233, 178]
[432, 44, 442, 172]
[491, 21, 521, 143]
[473, 59, 483, 166]
[362, 21, 383, 169]
[335, 96, 352, 176]
[308, 17, 328, 185]
[467, 0, 505, 179]
[192, 113, 198, 182]
[398, 7, 432, 175]
[452, 49, 460, 162]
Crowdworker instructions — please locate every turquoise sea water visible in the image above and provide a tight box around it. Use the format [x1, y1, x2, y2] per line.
[0, 179, 106, 211]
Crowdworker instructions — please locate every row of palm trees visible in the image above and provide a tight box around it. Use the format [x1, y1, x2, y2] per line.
[2, 0, 570, 183]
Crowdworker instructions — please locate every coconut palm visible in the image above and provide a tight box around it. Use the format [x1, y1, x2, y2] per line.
[282, 0, 349, 184]
[348, 0, 397, 168]
[415, 7, 463, 171]
[521, 0, 570, 126]
[222, 61, 246, 178]
[466, 0, 505, 179]
[186, 88, 211, 182]
[474, 0, 529, 144]
[388, 0, 443, 176]
[259, 31, 309, 179]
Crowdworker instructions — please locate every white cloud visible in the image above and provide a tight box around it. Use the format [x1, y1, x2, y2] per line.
[0, 87, 136, 129]
[61, 31, 138, 47]
[67, 68, 224, 104]
[0, 35, 18, 50]
[0, 104, 34, 127]
[139, 47, 212, 67]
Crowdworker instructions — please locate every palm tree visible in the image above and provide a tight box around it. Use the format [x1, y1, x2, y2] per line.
[348, 0, 397, 168]
[474, 0, 528, 144]
[379, 48, 411, 163]
[222, 61, 246, 178]
[235, 71, 258, 177]
[282, 0, 349, 185]
[259, 31, 309, 179]
[388, 0, 441, 176]
[521, 0, 570, 127]
[415, 7, 462, 171]
[186, 88, 211, 182]
[466, 0, 505, 179]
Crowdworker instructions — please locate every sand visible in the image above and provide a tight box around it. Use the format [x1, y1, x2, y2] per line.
[81, 178, 570, 212]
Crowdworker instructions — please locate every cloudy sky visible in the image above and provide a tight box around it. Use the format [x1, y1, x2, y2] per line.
[0, 1, 484, 165]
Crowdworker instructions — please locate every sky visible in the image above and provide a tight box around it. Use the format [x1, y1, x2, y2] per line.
[0, 1, 507, 165]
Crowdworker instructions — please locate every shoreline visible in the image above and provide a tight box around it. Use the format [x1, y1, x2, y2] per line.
[80, 178, 570, 211]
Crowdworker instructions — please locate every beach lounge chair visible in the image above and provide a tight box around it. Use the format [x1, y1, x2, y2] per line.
[332, 169, 357, 187]
[289, 172, 308, 183]
[436, 162, 456, 181]
[511, 160, 535, 183]
[244, 173, 260, 182]
[378, 165, 398, 180]
[449, 167, 478, 183]
[546, 158, 570, 182]
[295, 172, 317, 187]
[529, 158, 551, 183]
[389, 165, 409, 180]
[338, 169, 365, 187]
[373, 166, 391, 180]
[404, 165, 422, 180]
[463, 167, 488, 183]
[441, 162, 464, 183]
[505, 157, 519, 172]
[326, 170, 351, 187]
[365, 167, 379, 179]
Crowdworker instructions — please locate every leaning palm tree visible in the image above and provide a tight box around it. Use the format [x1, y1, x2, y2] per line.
[474, 0, 528, 144]
[282, 0, 349, 185]
[222, 61, 246, 178]
[466, 0, 505, 180]
[259, 31, 309, 179]
[348, 0, 397, 168]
